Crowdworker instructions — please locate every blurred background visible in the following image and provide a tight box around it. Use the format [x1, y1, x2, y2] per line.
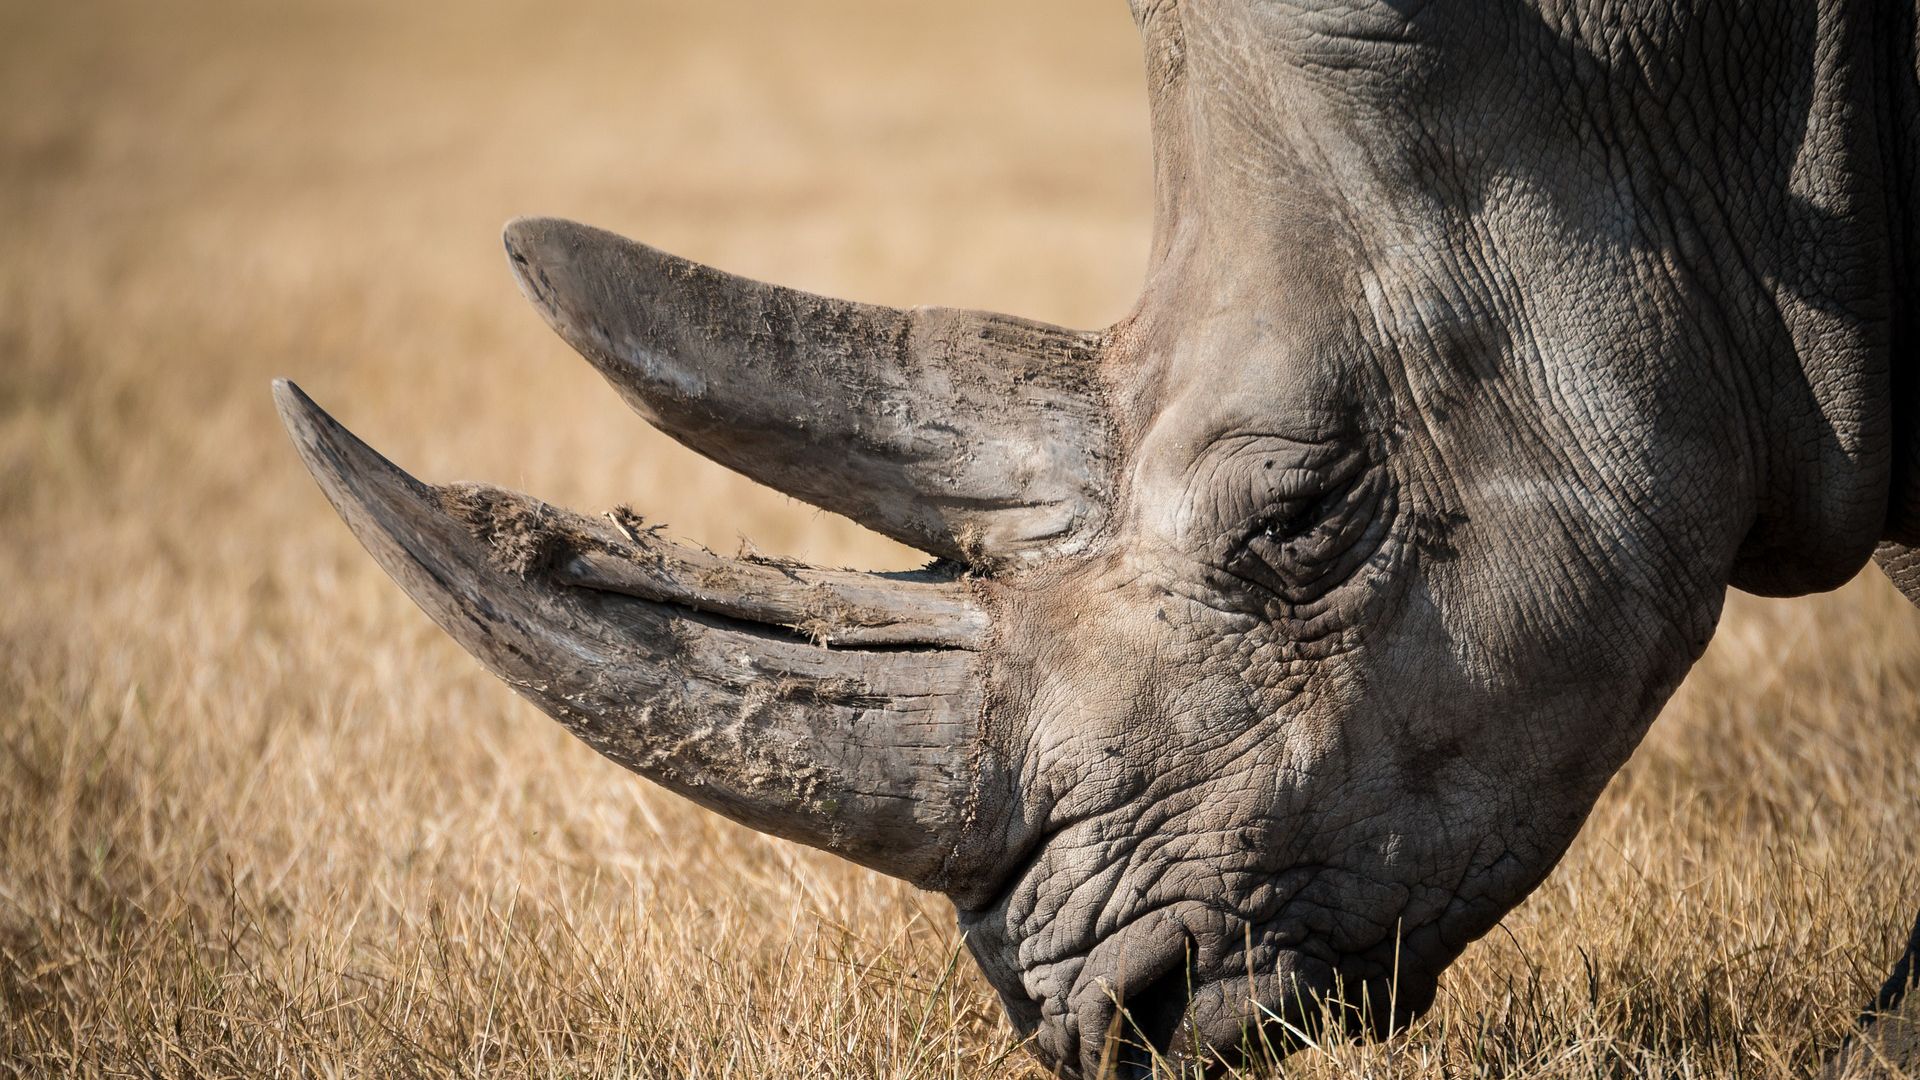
[1, 1, 1915, 1075]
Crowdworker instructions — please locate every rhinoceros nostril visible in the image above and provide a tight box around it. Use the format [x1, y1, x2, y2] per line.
[1111, 957, 1199, 1076]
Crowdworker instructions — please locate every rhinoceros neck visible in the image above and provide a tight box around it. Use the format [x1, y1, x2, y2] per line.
[1703, 0, 1916, 594]
[1879, 1, 1920, 545]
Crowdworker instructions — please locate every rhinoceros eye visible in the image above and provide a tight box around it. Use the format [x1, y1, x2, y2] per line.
[1257, 503, 1316, 544]
[1228, 462, 1384, 604]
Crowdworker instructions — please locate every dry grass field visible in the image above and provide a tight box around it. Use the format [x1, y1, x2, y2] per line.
[1, 1, 1917, 1076]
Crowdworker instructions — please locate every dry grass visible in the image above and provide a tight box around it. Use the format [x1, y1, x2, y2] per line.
[0, 1, 1916, 1075]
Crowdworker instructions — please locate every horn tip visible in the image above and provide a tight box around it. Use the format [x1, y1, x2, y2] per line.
[500, 216, 593, 325]
[270, 374, 305, 411]
[501, 215, 595, 265]
[271, 377, 328, 464]
[271, 378, 426, 517]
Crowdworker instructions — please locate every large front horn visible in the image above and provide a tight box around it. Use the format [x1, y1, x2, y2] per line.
[502, 218, 1112, 567]
[273, 381, 1006, 890]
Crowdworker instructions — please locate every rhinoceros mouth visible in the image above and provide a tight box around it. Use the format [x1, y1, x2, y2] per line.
[1101, 955, 1429, 1077]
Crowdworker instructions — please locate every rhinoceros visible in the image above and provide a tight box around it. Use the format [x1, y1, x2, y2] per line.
[275, 0, 1920, 1074]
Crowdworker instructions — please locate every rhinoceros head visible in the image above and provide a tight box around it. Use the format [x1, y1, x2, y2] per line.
[277, 0, 1898, 1074]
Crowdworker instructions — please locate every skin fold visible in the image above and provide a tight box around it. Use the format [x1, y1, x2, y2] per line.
[277, 1, 1920, 1075]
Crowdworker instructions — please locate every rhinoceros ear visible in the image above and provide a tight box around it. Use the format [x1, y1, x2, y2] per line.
[502, 218, 1113, 569]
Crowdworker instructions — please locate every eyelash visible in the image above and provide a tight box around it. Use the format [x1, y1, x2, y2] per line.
[1255, 507, 1313, 545]
[1246, 468, 1362, 549]
[1225, 462, 1387, 607]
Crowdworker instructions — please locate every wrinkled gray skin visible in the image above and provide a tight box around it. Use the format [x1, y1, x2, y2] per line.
[276, 1, 1920, 1075]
